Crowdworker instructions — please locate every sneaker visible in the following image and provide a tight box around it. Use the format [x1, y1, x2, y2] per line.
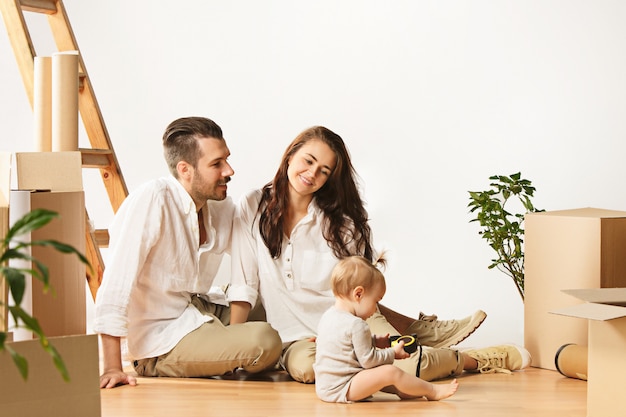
[464, 344, 532, 374]
[405, 310, 487, 348]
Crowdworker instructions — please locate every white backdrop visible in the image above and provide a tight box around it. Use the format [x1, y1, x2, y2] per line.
[2, 1, 626, 348]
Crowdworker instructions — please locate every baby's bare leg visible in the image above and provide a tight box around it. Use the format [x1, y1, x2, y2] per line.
[346, 365, 458, 402]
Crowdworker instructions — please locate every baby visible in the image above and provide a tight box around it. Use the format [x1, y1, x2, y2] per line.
[313, 255, 459, 403]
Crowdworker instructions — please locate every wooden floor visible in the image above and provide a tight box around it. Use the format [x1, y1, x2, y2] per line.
[100, 367, 587, 417]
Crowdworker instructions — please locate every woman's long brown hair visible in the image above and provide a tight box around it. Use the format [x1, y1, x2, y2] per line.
[258, 126, 373, 261]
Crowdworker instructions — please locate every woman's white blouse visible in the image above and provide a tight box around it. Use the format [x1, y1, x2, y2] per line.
[228, 189, 338, 344]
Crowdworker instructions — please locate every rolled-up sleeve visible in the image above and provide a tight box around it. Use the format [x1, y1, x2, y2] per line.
[227, 190, 262, 307]
[93, 184, 161, 337]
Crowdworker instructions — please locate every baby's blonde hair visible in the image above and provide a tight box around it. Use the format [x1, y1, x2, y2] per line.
[331, 255, 387, 298]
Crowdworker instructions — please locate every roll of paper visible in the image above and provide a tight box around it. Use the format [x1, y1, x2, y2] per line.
[33, 56, 52, 152]
[555, 343, 588, 381]
[51, 51, 79, 151]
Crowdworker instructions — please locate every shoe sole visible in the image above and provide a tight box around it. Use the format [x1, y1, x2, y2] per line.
[431, 310, 488, 349]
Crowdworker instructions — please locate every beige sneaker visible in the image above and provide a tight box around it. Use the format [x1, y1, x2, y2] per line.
[405, 310, 487, 348]
[464, 344, 532, 374]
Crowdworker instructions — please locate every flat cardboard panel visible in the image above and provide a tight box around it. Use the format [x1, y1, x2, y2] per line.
[587, 318, 626, 417]
[601, 219, 626, 287]
[551, 302, 626, 321]
[31, 191, 86, 336]
[15, 151, 83, 192]
[9, 190, 86, 338]
[524, 208, 626, 369]
[0, 334, 101, 417]
[562, 288, 626, 306]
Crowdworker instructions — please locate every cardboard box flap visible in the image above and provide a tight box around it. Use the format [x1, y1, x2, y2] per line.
[528, 207, 626, 219]
[15, 152, 83, 192]
[551, 302, 626, 321]
[562, 288, 626, 306]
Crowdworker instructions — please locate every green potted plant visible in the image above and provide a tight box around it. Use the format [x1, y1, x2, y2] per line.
[0, 208, 90, 381]
[467, 173, 543, 301]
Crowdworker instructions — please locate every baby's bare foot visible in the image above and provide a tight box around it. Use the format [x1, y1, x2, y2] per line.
[426, 378, 459, 401]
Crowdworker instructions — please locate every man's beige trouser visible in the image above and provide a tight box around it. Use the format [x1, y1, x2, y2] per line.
[134, 295, 282, 378]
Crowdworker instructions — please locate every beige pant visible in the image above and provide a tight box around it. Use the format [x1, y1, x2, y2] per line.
[367, 311, 464, 381]
[134, 295, 282, 378]
[282, 311, 464, 383]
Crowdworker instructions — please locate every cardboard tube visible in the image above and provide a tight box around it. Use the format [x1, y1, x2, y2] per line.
[51, 51, 79, 151]
[33, 56, 52, 152]
[555, 343, 588, 381]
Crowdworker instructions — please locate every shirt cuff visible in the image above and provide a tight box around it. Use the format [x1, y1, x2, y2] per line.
[226, 284, 258, 307]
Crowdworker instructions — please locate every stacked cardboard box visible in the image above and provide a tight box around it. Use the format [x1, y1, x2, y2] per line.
[524, 208, 626, 370]
[0, 151, 100, 417]
[9, 152, 86, 337]
[0, 334, 100, 417]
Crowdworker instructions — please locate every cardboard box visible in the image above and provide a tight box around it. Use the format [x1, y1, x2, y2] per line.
[14, 151, 83, 191]
[551, 288, 626, 417]
[0, 334, 101, 417]
[10, 190, 86, 337]
[8, 152, 86, 339]
[524, 208, 626, 369]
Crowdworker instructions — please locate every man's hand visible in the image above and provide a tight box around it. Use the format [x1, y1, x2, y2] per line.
[100, 369, 137, 389]
[99, 334, 138, 389]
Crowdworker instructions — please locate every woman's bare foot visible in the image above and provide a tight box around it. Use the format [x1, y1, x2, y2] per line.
[425, 378, 459, 401]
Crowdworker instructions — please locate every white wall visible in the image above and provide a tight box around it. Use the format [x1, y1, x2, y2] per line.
[2, 1, 626, 348]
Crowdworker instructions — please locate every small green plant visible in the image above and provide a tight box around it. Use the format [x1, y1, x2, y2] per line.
[468, 173, 543, 301]
[0, 208, 90, 381]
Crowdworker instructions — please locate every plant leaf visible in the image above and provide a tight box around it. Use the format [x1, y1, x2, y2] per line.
[4, 209, 58, 242]
[4, 268, 26, 305]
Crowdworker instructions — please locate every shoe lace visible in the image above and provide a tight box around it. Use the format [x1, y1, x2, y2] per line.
[472, 352, 512, 375]
[418, 313, 454, 329]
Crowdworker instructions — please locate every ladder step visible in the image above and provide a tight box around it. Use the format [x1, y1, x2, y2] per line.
[94, 229, 109, 247]
[80, 147, 114, 168]
[20, 0, 56, 14]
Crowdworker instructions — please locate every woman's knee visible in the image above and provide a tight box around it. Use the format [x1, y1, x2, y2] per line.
[282, 340, 316, 383]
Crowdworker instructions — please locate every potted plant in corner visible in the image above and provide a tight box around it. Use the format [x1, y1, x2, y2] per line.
[1, 208, 90, 380]
[467, 172, 543, 301]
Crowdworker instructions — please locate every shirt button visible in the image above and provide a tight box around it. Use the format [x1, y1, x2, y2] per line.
[287, 273, 292, 278]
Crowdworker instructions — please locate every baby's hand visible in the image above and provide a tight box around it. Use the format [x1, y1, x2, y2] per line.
[392, 341, 410, 359]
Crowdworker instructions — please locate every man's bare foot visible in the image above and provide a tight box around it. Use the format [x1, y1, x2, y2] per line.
[426, 378, 459, 401]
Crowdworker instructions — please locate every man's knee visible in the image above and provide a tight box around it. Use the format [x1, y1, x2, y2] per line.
[245, 322, 282, 371]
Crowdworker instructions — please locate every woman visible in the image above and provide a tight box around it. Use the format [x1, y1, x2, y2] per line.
[227, 126, 523, 382]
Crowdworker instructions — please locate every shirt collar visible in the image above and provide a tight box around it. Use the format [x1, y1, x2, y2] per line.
[166, 175, 196, 215]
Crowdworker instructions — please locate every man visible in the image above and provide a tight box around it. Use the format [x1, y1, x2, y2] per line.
[94, 117, 282, 388]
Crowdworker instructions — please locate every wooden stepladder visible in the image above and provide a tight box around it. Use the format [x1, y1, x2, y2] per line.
[0, 0, 128, 300]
